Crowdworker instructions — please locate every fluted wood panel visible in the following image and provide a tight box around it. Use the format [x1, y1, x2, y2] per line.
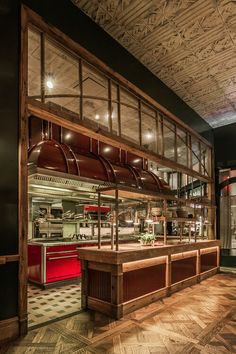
[88, 269, 111, 302]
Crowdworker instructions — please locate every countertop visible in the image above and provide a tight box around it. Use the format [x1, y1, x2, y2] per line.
[28, 236, 137, 247]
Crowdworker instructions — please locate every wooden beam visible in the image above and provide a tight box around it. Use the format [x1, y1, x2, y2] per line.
[18, 5, 29, 337]
[0, 255, 20, 265]
[97, 191, 101, 249]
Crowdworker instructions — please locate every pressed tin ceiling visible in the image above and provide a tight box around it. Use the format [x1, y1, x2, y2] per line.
[71, 0, 236, 128]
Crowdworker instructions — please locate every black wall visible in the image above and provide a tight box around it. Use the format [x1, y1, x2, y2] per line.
[23, 0, 213, 143]
[214, 123, 236, 169]
[0, 0, 20, 320]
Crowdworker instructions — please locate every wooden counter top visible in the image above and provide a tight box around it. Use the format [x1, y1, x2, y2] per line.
[78, 240, 220, 264]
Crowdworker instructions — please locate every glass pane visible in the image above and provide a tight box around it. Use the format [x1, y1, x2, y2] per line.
[177, 128, 187, 166]
[200, 143, 208, 176]
[28, 28, 41, 98]
[157, 114, 163, 155]
[192, 138, 200, 173]
[111, 102, 119, 135]
[141, 104, 157, 152]
[163, 119, 175, 161]
[45, 38, 80, 115]
[111, 83, 119, 136]
[206, 147, 211, 177]
[83, 98, 109, 131]
[141, 102, 156, 117]
[120, 88, 137, 107]
[120, 89, 139, 144]
[83, 62, 108, 99]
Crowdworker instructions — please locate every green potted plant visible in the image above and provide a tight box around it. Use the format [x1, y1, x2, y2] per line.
[138, 233, 156, 246]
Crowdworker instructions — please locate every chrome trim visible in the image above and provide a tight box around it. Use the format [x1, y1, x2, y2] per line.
[46, 250, 78, 255]
[48, 255, 78, 260]
[41, 245, 47, 284]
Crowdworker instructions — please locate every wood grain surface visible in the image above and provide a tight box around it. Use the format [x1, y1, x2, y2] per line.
[1, 272, 236, 353]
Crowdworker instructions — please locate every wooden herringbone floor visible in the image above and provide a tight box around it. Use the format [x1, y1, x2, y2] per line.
[1, 272, 236, 353]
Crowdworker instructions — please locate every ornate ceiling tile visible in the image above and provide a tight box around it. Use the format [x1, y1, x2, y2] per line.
[72, 0, 236, 128]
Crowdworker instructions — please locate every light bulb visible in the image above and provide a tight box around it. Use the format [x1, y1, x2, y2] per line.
[46, 79, 54, 89]
[95, 114, 100, 120]
[146, 130, 153, 140]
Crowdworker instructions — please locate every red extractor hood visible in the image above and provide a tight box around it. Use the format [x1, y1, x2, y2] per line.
[28, 139, 170, 194]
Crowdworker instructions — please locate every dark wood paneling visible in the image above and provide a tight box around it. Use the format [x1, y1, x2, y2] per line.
[0, 0, 20, 330]
[171, 257, 197, 285]
[123, 264, 166, 302]
[0, 262, 18, 321]
[88, 269, 111, 302]
[201, 252, 217, 273]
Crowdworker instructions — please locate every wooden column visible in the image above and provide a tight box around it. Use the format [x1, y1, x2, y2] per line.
[111, 210, 115, 250]
[163, 200, 167, 245]
[166, 255, 171, 296]
[115, 189, 119, 251]
[19, 5, 29, 337]
[188, 223, 191, 242]
[217, 246, 220, 269]
[81, 260, 88, 309]
[111, 264, 123, 319]
[98, 192, 101, 249]
[194, 205, 197, 242]
[196, 249, 201, 283]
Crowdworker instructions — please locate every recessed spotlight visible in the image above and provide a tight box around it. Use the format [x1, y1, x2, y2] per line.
[95, 114, 100, 120]
[65, 133, 71, 140]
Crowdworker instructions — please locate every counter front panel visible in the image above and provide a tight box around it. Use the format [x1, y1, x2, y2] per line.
[79, 240, 220, 319]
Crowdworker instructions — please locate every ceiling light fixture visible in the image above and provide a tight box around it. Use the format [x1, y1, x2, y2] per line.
[46, 79, 54, 89]
[45, 73, 55, 89]
[146, 129, 153, 140]
[95, 114, 100, 120]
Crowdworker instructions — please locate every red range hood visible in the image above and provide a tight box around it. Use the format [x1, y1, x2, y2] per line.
[28, 139, 170, 194]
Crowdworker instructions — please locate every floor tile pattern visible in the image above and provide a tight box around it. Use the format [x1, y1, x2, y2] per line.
[1, 273, 236, 353]
[28, 283, 81, 328]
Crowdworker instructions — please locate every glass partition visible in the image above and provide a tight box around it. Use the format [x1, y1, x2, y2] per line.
[120, 88, 139, 144]
[27, 26, 212, 180]
[163, 120, 175, 161]
[141, 103, 157, 152]
[45, 38, 80, 115]
[111, 82, 119, 136]
[28, 28, 41, 98]
[192, 138, 200, 173]
[177, 128, 187, 167]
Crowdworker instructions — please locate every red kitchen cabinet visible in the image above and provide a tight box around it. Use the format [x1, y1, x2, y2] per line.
[46, 244, 81, 283]
[28, 242, 81, 288]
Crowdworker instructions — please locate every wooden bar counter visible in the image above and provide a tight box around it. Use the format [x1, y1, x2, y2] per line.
[79, 240, 220, 319]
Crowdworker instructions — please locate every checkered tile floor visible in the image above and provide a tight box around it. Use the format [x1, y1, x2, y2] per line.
[28, 282, 81, 328]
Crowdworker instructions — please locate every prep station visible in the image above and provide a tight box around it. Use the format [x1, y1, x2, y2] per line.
[27, 118, 218, 320]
